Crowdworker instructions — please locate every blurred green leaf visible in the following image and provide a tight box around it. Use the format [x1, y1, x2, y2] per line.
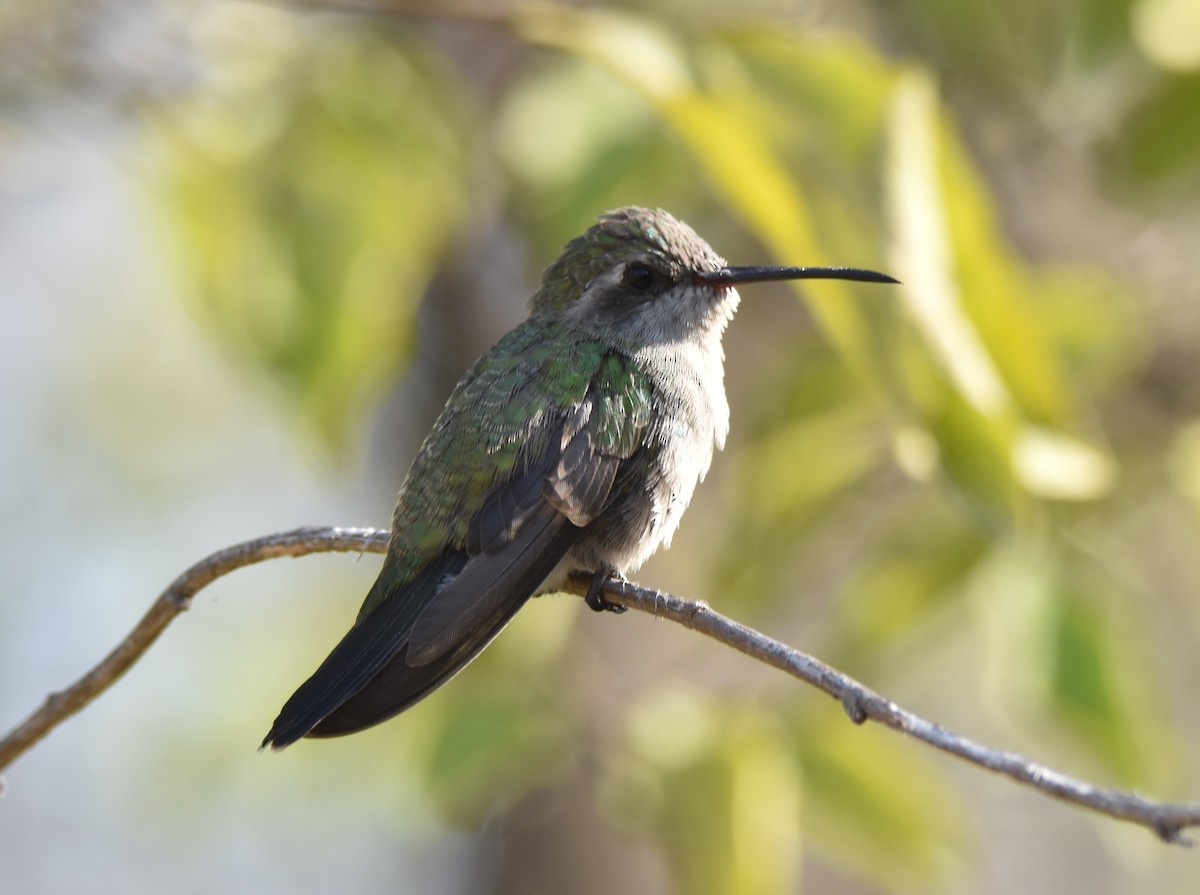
[496, 56, 652, 193]
[148, 14, 471, 448]
[831, 497, 989, 665]
[1048, 582, 1181, 789]
[924, 387, 1024, 521]
[885, 65, 1124, 514]
[1032, 266, 1145, 400]
[968, 543, 1181, 790]
[411, 597, 579, 825]
[725, 29, 894, 170]
[421, 697, 572, 825]
[1076, 0, 1138, 64]
[889, 0, 1071, 93]
[1104, 71, 1200, 195]
[739, 403, 886, 528]
[494, 53, 715, 251]
[795, 702, 969, 892]
[888, 66, 1085, 433]
[718, 394, 887, 611]
[602, 690, 802, 895]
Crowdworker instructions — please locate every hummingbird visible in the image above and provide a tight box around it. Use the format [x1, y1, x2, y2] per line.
[262, 206, 896, 748]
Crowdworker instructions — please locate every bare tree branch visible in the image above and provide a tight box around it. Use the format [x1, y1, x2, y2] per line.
[0, 527, 388, 776]
[1, 527, 1197, 844]
[562, 573, 1200, 846]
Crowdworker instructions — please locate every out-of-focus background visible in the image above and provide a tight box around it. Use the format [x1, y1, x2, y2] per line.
[3, 0, 1200, 892]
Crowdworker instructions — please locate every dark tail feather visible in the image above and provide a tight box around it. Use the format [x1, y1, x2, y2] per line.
[262, 507, 579, 748]
[307, 607, 522, 737]
[260, 554, 466, 750]
[309, 508, 578, 737]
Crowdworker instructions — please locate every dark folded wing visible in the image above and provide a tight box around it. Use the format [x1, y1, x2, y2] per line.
[405, 422, 617, 666]
[308, 503, 576, 737]
[262, 354, 653, 748]
[260, 552, 467, 749]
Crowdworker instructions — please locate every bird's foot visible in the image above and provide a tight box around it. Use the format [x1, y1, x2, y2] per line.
[585, 565, 628, 614]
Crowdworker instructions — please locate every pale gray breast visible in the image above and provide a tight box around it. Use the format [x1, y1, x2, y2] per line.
[642, 339, 729, 546]
[569, 339, 728, 575]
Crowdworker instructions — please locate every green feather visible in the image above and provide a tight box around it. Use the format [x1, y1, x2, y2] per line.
[360, 321, 654, 617]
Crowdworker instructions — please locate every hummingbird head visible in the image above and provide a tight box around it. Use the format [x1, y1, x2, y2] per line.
[531, 206, 897, 349]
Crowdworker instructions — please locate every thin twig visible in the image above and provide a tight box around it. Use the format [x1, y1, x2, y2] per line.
[1, 528, 1197, 845]
[254, 0, 519, 26]
[560, 574, 1200, 846]
[0, 527, 389, 775]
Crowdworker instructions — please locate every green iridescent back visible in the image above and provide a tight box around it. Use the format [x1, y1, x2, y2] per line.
[361, 318, 654, 616]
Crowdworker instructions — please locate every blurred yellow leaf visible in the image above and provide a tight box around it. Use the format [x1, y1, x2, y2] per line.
[888, 68, 1015, 421]
[1013, 426, 1116, 500]
[521, 7, 889, 391]
[1133, 0, 1200, 72]
[603, 690, 802, 895]
[933, 93, 1077, 429]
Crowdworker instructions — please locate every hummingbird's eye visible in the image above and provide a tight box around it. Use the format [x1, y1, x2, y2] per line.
[623, 262, 656, 292]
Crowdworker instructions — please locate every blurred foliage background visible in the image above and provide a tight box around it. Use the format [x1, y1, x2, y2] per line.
[2, 0, 1200, 892]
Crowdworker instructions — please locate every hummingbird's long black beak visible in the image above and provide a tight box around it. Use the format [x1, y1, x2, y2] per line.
[697, 265, 899, 286]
